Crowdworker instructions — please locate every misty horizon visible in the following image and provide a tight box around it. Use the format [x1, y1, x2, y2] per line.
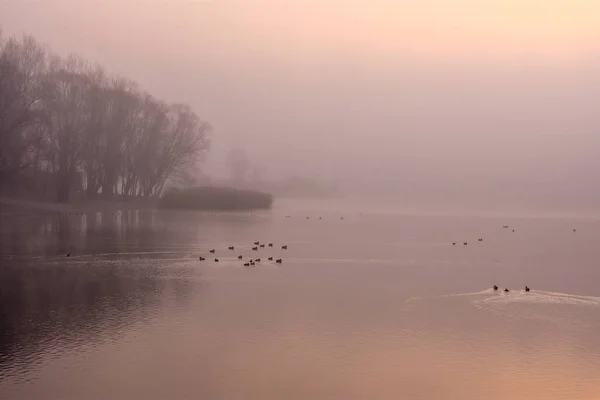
[2, 0, 600, 211]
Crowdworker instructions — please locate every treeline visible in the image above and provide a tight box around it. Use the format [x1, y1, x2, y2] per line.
[0, 31, 211, 202]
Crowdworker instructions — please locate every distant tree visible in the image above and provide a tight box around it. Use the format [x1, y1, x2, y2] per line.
[227, 148, 251, 185]
[250, 163, 265, 184]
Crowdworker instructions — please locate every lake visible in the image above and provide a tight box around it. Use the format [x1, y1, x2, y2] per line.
[1, 199, 600, 400]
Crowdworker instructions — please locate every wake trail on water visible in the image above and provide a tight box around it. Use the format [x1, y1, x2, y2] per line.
[480, 290, 600, 306]
[406, 289, 600, 307]
[405, 289, 495, 303]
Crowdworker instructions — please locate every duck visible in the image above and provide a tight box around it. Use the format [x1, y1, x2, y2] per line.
[268, 243, 273, 247]
[259, 244, 265, 248]
[504, 288, 509, 293]
[255, 258, 261, 263]
[452, 242, 456, 246]
[525, 286, 530, 292]
[478, 238, 483, 242]
[253, 241, 260, 245]
[199, 256, 206, 261]
[282, 245, 288, 250]
[228, 246, 235, 250]
[238, 255, 243, 260]
[573, 229, 577, 232]
[275, 259, 283, 264]
[244, 263, 250, 267]
[214, 258, 219, 262]
[463, 242, 468, 246]
[268, 257, 273, 261]
[252, 247, 258, 251]
[493, 285, 498, 291]
[209, 249, 216, 254]
[66, 253, 71, 257]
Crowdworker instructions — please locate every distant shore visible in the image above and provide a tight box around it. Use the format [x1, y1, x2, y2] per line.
[1, 186, 274, 215]
[0, 197, 157, 216]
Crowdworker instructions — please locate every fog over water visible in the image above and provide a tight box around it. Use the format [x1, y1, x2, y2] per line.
[3, 0, 600, 211]
[2, 3, 600, 399]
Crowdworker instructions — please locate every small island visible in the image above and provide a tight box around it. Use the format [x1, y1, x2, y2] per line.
[158, 186, 273, 211]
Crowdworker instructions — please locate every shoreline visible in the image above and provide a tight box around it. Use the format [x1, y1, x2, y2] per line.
[0, 197, 157, 215]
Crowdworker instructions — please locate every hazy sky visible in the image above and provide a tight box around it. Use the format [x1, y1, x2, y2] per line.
[2, 0, 600, 208]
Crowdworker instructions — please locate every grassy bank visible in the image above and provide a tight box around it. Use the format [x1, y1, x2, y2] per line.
[158, 186, 273, 211]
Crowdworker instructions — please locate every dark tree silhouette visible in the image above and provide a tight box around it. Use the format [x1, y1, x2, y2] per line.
[0, 31, 211, 201]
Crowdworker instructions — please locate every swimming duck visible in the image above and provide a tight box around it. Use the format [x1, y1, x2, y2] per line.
[463, 242, 468, 246]
[525, 286, 530, 292]
[252, 247, 258, 251]
[504, 288, 509, 293]
[275, 259, 283, 264]
[282, 245, 288, 250]
[66, 253, 71, 257]
[238, 255, 243, 260]
[199, 256, 206, 261]
[228, 246, 235, 250]
[268, 243, 273, 247]
[244, 263, 250, 267]
[478, 238, 483, 242]
[268, 257, 273, 261]
[209, 249, 215, 253]
[493, 285, 498, 291]
[214, 258, 219, 262]
[260, 244, 265, 248]
[253, 241, 260, 245]
[255, 258, 261, 263]
[452, 242, 456, 246]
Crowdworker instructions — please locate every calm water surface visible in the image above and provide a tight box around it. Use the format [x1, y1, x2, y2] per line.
[1, 200, 599, 400]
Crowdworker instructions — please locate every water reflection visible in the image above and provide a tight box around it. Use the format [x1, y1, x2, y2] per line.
[1, 206, 600, 399]
[0, 259, 205, 381]
[0, 209, 272, 257]
[0, 209, 227, 384]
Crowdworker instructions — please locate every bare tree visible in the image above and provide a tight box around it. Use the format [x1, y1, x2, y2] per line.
[42, 55, 98, 201]
[0, 34, 47, 193]
[0, 29, 212, 202]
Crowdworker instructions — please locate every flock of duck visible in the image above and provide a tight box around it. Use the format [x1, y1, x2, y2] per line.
[493, 284, 530, 293]
[199, 241, 286, 267]
[196, 214, 346, 267]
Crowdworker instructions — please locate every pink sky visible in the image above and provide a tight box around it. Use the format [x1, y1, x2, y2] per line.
[2, 0, 600, 209]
